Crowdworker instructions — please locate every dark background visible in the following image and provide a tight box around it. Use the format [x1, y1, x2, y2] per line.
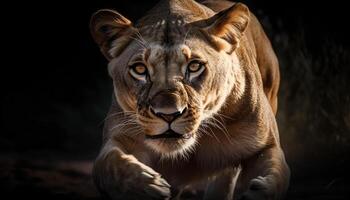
[2, 0, 350, 199]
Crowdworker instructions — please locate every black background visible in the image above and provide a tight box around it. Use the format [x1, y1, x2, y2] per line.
[2, 0, 350, 199]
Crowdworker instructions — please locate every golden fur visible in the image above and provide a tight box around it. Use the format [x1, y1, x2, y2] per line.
[90, 0, 290, 199]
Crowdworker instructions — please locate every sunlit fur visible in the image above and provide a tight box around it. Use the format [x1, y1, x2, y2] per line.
[90, 0, 289, 199]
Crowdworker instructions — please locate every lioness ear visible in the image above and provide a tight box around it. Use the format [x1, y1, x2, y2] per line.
[90, 9, 134, 60]
[199, 3, 250, 53]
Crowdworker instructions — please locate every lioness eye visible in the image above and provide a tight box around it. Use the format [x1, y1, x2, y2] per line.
[187, 61, 205, 79]
[134, 65, 147, 74]
[129, 63, 148, 82]
[188, 62, 201, 72]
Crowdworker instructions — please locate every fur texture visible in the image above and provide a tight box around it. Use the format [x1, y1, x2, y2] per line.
[90, 0, 290, 199]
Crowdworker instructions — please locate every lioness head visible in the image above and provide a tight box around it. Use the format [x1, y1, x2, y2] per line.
[90, 1, 250, 157]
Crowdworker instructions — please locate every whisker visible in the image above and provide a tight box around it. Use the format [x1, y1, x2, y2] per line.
[134, 30, 149, 48]
[99, 111, 137, 126]
[111, 122, 144, 137]
[208, 117, 233, 145]
[120, 127, 143, 136]
[200, 122, 221, 144]
[214, 113, 234, 121]
[183, 27, 192, 43]
[109, 118, 139, 131]
[129, 36, 147, 49]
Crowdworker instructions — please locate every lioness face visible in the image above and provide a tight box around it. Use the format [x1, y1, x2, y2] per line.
[90, 4, 249, 157]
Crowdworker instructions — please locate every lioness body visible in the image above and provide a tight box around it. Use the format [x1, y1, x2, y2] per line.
[90, 0, 289, 199]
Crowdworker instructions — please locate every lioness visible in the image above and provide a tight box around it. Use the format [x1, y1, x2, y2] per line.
[90, 0, 290, 199]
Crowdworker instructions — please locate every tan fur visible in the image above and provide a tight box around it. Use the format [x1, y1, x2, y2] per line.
[90, 0, 289, 199]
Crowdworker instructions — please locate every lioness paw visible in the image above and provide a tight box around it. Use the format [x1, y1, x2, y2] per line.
[120, 161, 171, 200]
[239, 176, 271, 200]
[140, 171, 171, 199]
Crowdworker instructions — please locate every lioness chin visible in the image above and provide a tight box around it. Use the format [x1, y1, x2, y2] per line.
[90, 0, 290, 199]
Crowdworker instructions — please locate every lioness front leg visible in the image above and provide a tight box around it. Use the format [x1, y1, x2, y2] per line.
[238, 145, 290, 200]
[204, 167, 241, 200]
[93, 140, 171, 200]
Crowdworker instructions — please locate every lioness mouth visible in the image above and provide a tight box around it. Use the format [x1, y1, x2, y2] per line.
[146, 130, 191, 139]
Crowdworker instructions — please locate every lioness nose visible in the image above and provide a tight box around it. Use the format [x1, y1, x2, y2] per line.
[153, 111, 183, 123]
[150, 91, 186, 123]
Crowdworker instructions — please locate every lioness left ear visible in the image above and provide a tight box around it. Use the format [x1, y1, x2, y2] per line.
[198, 3, 250, 53]
[90, 9, 134, 60]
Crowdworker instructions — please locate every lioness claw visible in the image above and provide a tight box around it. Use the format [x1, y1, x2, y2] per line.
[144, 183, 171, 199]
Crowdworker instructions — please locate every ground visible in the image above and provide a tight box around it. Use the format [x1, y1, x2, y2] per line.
[1, 154, 349, 200]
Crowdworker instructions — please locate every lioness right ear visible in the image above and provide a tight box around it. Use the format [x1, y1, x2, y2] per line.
[195, 3, 250, 54]
[90, 9, 134, 60]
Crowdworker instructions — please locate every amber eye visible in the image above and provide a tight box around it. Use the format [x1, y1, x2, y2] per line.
[129, 63, 148, 82]
[188, 62, 202, 72]
[187, 60, 205, 79]
[132, 64, 147, 75]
